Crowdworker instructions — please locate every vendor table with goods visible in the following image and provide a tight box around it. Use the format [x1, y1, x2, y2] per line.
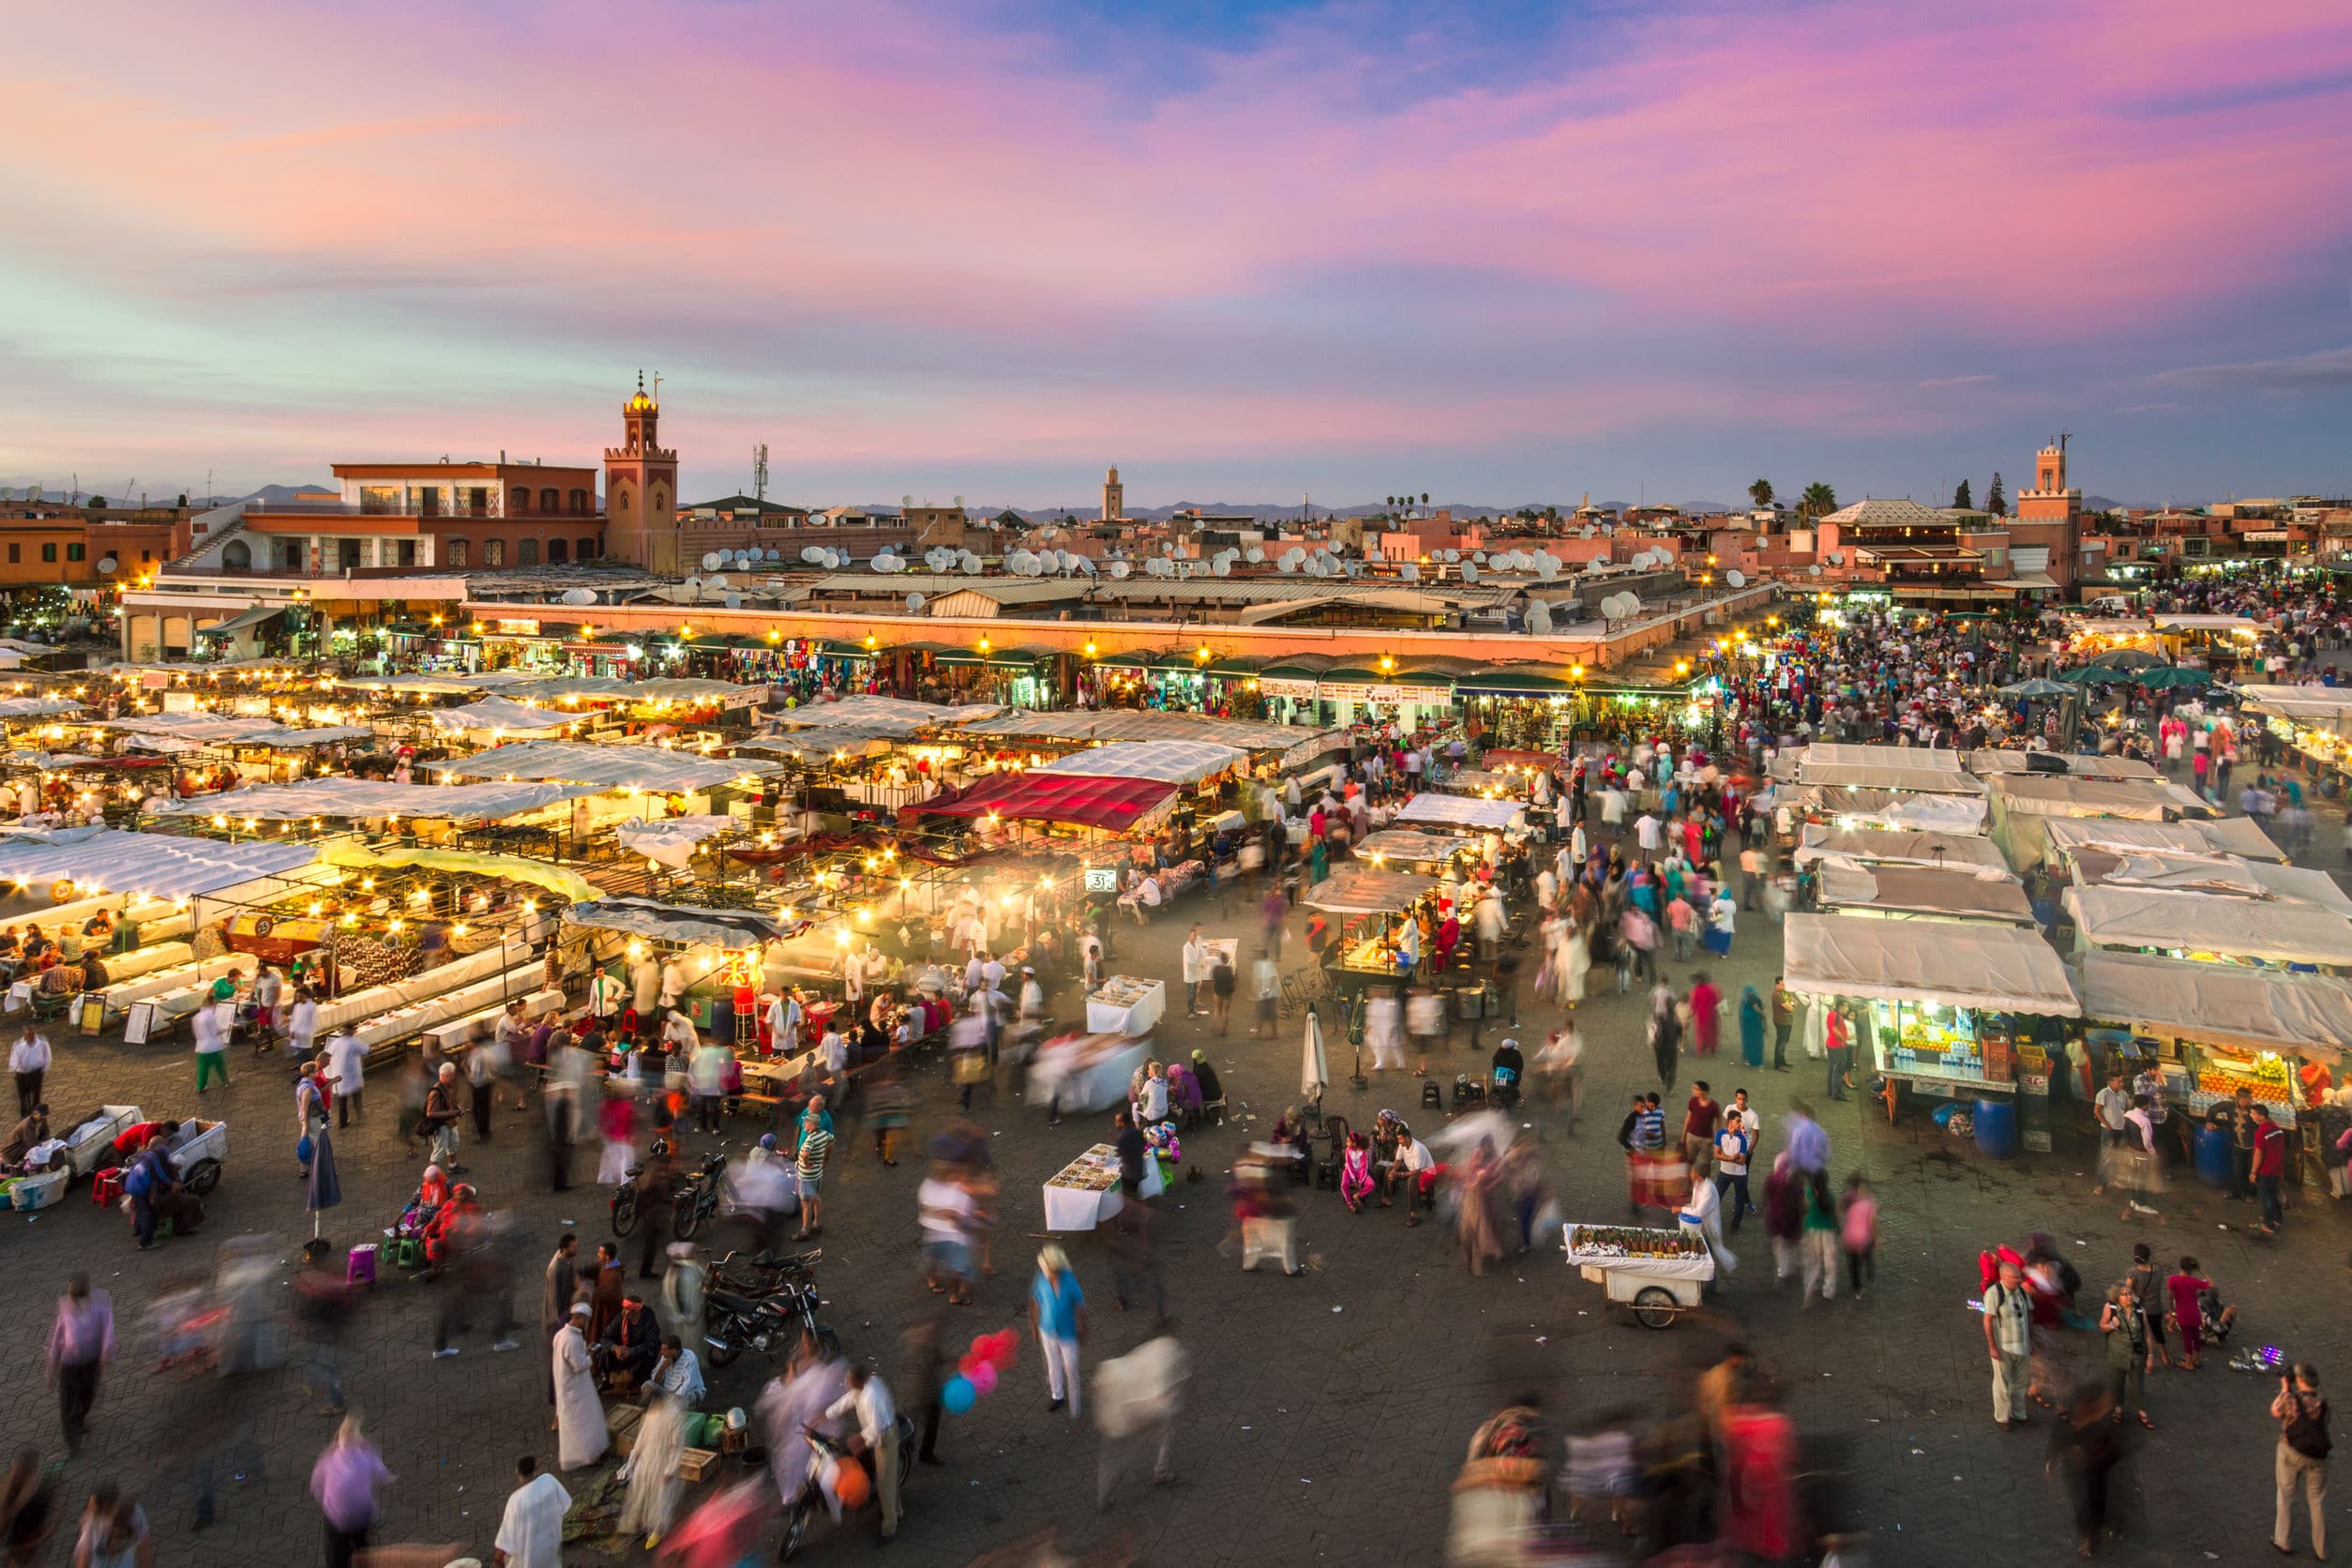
[1085, 975, 1166, 1036]
[1040, 1141, 1163, 1231]
[1563, 1223, 1715, 1330]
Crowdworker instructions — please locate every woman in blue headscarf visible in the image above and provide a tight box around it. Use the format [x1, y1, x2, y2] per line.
[1739, 984, 1766, 1069]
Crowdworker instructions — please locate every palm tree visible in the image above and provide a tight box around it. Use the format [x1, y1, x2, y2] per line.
[1799, 482, 1837, 520]
[1420, 491, 1430, 508]
[1748, 478, 1774, 509]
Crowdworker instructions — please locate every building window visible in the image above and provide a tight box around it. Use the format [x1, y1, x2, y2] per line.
[40, 543, 55, 563]
[221, 539, 251, 570]
[66, 543, 84, 562]
[578, 536, 597, 562]
[538, 488, 559, 514]
[465, 487, 490, 517]
[6, 545, 17, 565]
[277, 540, 303, 571]
[141, 549, 153, 562]
[510, 488, 531, 514]
[568, 490, 589, 515]
[547, 538, 568, 565]
[446, 539, 469, 569]
[398, 540, 418, 567]
[517, 537, 540, 566]
[483, 539, 505, 567]
[339, 539, 363, 570]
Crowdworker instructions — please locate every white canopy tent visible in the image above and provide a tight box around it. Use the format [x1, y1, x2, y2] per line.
[1815, 865, 2038, 924]
[144, 777, 597, 822]
[1967, 750, 2161, 781]
[330, 672, 535, 694]
[1031, 740, 1246, 786]
[613, 816, 732, 868]
[0, 825, 319, 899]
[90, 714, 286, 744]
[1799, 743, 1967, 773]
[1395, 793, 1524, 831]
[427, 697, 582, 734]
[1792, 825, 2012, 876]
[1781, 912, 2080, 1016]
[736, 727, 900, 765]
[2035, 814, 2286, 870]
[433, 740, 782, 792]
[1780, 786, 1990, 835]
[768, 696, 1001, 731]
[2063, 885, 2352, 969]
[0, 698, 83, 719]
[2077, 950, 2352, 1057]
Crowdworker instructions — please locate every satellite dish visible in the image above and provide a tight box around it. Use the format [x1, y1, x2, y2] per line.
[708, 573, 729, 588]
[906, 592, 926, 611]
[952, 494, 964, 508]
[1472, 551, 1488, 565]
[562, 587, 596, 607]
[1535, 553, 1559, 579]
[701, 552, 723, 571]
[961, 555, 982, 575]
[684, 576, 702, 590]
[800, 546, 822, 564]
[1057, 550, 1077, 572]
[1527, 599, 1554, 634]
[1580, 525, 1595, 538]
[1827, 550, 1846, 566]
[98, 558, 117, 576]
[901, 494, 913, 507]
[1110, 561, 1131, 579]
[1214, 557, 1230, 576]
[1276, 557, 1297, 574]
[765, 549, 780, 561]
[1443, 550, 1460, 564]
[1400, 562, 1420, 582]
[723, 592, 742, 610]
[732, 550, 751, 565]
[1726, 569, 1747, 588]
[872, 554, 902, 573]
[1809, 565, 1823, 577]
[1245, 547, 1264, 564]
[1460, 561, 1480, 584]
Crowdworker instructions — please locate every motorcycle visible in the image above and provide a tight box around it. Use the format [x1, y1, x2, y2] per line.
[610, 1145, 725, 1239]
[777, 1417, 913, 1560]
[704, 1256, 839, 1367]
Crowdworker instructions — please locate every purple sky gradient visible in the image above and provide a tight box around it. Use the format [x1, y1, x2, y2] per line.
[3, 0, 2349, 509]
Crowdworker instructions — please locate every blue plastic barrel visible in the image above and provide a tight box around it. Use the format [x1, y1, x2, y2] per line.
[1971, 1094, 2018, 1159]
[2193, 1123, 2232, 1188]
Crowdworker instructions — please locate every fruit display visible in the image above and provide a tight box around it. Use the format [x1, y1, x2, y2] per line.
[2194, 1071, 2291, 1105]
[1567, 1225, 1706, 1260]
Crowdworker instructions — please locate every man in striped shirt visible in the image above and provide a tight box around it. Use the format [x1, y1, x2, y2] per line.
[795, 1120, 834, 1241]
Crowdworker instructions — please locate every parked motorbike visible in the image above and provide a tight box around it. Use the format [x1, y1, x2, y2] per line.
[611, 1146, 724, 1238]
[704, 1253, 838, 1367]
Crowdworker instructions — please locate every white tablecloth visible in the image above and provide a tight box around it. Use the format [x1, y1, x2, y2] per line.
[420, 986, 566, 1051]
[1040, 1142, 1165, 1230]
[1085, 977, 1166, 1035]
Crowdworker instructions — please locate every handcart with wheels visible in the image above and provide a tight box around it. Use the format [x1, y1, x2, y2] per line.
[62, 1104, 143, 1180]
[162, 1118, 229, 1196]
[1564, 1223, 1715, 1330]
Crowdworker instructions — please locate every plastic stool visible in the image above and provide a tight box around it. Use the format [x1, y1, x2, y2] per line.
[1420, 1081, 1443, 1109]
[346, 1244, 379, 1285]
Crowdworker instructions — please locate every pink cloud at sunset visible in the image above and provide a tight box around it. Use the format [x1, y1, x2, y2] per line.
[2, 0, 2348, 504]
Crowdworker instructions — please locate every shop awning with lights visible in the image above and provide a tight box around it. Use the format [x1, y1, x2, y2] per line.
[1458, 664, 1576, 695]
[1394, 793, 1526, 831]
[144, 777, 597, 822]
[911, 772, 1179, 832]
[0, 825, 319, 899]
[192, 603, 287, 640]
[428, 697, 582, 734]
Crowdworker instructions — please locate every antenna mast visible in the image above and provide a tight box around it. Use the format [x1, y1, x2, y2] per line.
[752, 444, 768, 505]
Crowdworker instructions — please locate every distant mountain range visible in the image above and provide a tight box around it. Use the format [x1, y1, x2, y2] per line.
[957, 500, 1742, 524]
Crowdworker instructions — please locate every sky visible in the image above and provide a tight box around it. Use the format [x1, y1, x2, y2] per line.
[4, 0, 2351, 511]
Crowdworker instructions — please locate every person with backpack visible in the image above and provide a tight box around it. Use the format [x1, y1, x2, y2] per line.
[1981, 1257, 2035, 1430]
[2271, 1362, 2330, 1560]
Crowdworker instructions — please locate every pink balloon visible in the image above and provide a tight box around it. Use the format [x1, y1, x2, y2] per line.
[969, 1362, 998, 1395]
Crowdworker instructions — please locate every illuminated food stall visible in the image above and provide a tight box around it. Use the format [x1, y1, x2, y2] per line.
[1304, 866, 1440, 991]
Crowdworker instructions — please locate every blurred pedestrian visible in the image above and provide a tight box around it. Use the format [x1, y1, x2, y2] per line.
[1094, 1335, 1186, 1509]
[2045, 1383, 2121, 1559]
[308, 1415, 392, 1568]
[44, 1274, 113, 1456]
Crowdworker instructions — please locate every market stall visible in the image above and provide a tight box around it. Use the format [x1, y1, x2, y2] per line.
[1791, 825, 2012, 875]
[1084, 975, 1166, 1035]
[2062, 885, 2352, 973]
[1782, 912, 2081, 1131]
[1392, 793, 1523, 833]
[1304, 867, 1440, 990]
[2030, 814, 2288, 873]
[1040, 1141, 1165, 1231]
[2077, 951, 2352, 1153]
[1563, 1225, 1715, 1331]
[1352, 828, 1484, 874]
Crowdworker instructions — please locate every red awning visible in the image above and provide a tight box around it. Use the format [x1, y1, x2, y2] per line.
[912, 772, 1178, 832]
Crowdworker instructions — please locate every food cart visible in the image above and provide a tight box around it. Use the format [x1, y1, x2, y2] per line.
[1563, 1224, 1715, 1330]
[1304, 867, 1439, 995]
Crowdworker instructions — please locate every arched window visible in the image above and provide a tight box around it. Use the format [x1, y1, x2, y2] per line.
[221, 539, 251, 569]
[568, 489, 588, 515]
[577, 536, 597, 563]
[483, 539, 505, 568]
[509, 488, 531, 514]
[538, 487, 559, 513]
[446, 538, 469, 568]
[517, 537, 540, 566]
[547, 538, 568, 565]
